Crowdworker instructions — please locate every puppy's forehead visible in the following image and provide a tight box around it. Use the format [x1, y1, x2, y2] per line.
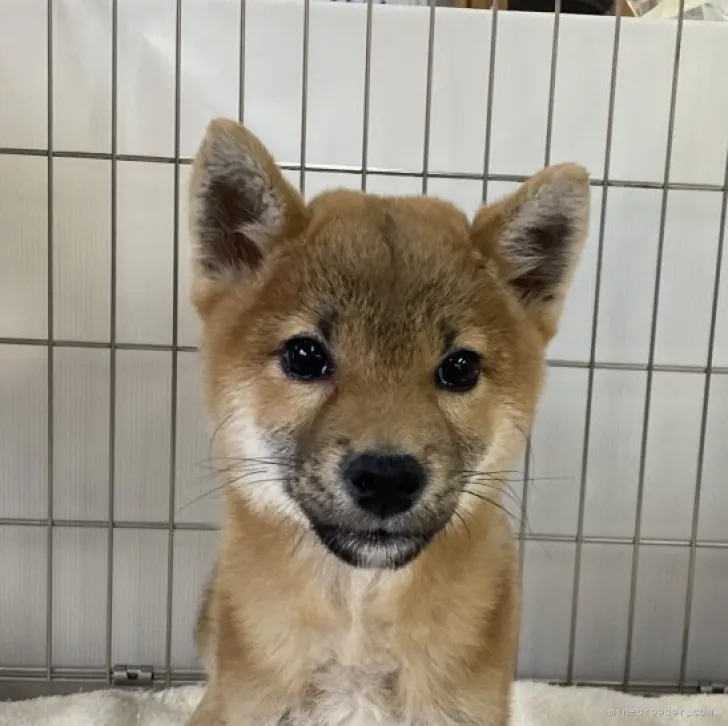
[301, 191, 482, 298]
[290, 204, 464, 327]
[307, 190, 471, 251]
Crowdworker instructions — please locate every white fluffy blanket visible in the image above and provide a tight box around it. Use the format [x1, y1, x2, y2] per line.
[1, 682, 727, 725]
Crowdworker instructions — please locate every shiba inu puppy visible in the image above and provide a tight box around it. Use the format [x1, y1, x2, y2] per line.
[186, 118, 589, 725]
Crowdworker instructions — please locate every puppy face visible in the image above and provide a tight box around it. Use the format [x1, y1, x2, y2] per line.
[189, 119, 589, 569]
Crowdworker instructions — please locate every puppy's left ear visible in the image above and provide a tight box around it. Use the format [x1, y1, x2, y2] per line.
[188, 119, 308, 291]
[471, 164, 590, 341]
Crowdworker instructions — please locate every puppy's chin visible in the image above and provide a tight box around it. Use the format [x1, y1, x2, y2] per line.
[310, 524, 434, 570]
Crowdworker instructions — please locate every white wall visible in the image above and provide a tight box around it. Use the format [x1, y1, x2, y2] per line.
[0, 0, 727, 687]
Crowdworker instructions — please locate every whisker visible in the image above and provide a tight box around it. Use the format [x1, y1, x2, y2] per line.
[458, 470, 567, 484]
[462, 479, 523, 510]
[454, 471, 525, 509]
[458, 469, 524, 477]
[204, 454, 296, 465]
[461, 485, 539, 540]
[461, 489, 522, 527]
[207, 410, 236, 464]
[225, 474, 291, 490]
[511, 419, 538, 489]
[196, 457, 296, 473]
[290, 529, 310, 559]
[453, 510, 472, 540]
[175, 481, 228, 516]
[204, 465, 270, 480]
[175, 469, 292, 515]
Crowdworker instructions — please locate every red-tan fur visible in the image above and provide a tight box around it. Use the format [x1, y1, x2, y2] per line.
[187, 119, 590, 725]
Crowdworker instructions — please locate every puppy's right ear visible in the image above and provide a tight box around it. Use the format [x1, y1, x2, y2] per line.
[189, 119, 308, 285]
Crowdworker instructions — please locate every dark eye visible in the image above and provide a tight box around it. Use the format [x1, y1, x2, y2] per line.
[280, 336, 334, 382]
[435, 349, 482, 392]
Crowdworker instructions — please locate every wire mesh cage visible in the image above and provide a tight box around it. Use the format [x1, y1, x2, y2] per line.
[0, 0, 727, 702]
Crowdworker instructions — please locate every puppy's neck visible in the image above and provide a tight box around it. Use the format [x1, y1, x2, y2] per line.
[221, 492, 409, 604]
[219, 488, 499, 617]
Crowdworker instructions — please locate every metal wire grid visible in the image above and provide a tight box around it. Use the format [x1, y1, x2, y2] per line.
[0, 0, 727, 698]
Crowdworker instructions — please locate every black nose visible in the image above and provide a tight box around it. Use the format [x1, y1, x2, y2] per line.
[343, 453, 426, 519]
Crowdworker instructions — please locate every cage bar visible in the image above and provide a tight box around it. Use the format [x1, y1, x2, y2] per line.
[565, 0, 623, 686]
[420, 0, 437, 196]
[4, 338, 728, 375]
[360, 0, 374, 191]
[238, 0, 247, 123]
[1, 147, 725, 193]
[0, 666, 721, 698]
[162, 0, 184, 687]
[5, 515, 728, 548]
[45, 0, 55, 684]
[480, 0, 498, 204]
[104, 0, 119, 686]
[622, 0, 687, 689]
[299, 0, 311, 195]
[543, 0, 561, 167]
